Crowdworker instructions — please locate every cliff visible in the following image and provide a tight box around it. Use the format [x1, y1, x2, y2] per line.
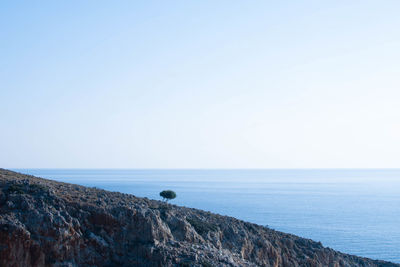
[0, 169, 397, 267]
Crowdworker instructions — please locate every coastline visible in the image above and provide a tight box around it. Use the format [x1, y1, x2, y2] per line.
[1, 168, 398, 267]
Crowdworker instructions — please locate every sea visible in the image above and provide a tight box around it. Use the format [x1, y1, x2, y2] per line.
[14, 169, 400, 263]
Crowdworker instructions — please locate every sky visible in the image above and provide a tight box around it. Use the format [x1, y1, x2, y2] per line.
[1, 1, 400, 168]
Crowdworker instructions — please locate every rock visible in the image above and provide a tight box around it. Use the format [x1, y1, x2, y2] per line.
[0, 168, 398, 267]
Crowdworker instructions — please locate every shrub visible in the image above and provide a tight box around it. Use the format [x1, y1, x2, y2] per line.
[187, 217, 217, 235]
[28, 183, 48, 193]
[201, 261, 213, 267]
[7, 184, 25, 194]
[159, 190, 176, 202]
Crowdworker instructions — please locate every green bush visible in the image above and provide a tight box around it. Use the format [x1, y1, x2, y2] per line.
[159, 190, 176, 202]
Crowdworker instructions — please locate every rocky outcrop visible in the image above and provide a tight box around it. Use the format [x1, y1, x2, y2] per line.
[0, 169, 397, 267]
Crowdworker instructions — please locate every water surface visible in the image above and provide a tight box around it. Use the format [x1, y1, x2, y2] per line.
[15, 169, 400, 263]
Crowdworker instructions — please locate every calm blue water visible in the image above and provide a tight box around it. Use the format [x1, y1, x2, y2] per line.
[14, 169, 400, 263]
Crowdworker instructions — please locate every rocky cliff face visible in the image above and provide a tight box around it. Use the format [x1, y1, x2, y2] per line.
[0, 169, 398, 267]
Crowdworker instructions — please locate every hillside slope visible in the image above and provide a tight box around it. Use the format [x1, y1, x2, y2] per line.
[0, 169, 398, 267]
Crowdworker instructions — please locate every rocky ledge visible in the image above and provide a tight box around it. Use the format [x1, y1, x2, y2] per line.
[0, 169, 398, 267]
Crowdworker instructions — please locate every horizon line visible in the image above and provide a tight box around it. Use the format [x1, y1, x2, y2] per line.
[7, 167, 400, 171]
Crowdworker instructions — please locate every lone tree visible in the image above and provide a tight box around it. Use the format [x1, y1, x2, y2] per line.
[160, 190, 176, 202]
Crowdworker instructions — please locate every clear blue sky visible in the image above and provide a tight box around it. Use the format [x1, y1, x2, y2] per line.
[1, 1, 400, 168]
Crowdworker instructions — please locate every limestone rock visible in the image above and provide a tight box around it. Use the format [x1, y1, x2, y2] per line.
[0, 169, 397, 267]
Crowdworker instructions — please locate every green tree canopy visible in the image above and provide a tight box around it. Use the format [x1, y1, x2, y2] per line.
[160, 190, 176, 202]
